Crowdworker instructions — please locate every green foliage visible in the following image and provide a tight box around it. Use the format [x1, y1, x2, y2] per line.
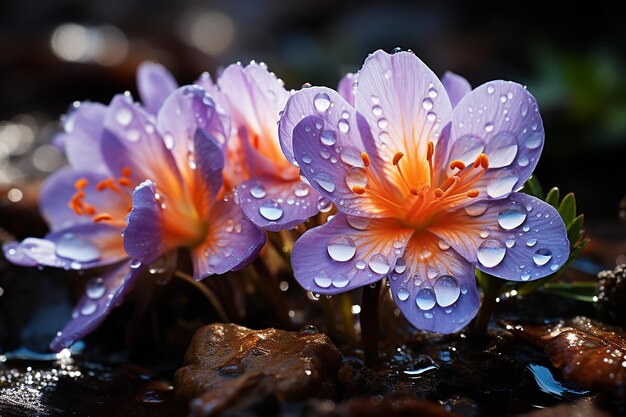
[520, 175, 544, 199]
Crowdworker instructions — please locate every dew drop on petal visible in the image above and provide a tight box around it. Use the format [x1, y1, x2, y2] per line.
[346, 216, 369, 230]
[460, 284, 468, 294]
[550, 264, 560, 272]
[372, 105, 383, 116]
[116, 108, 132, 126]
[301, 153, 312, 164]
[126, 129, 140, 142]
[320, 130, 337, 146]
[55, 235, 100, 263]
[485, 132, 518, 168]
[294, 184, 310, 197]
[434, 275, 460, 307]
[498, 203, 527, 230]
[338, 119, 350, 133]
[355, 259, 366, 270]
[477, 239, 506, 268]
[505, 236, 515, 248]
[81, 300, 97, 316]
[86, 277, 105, 299]
[163, 134, 174, 150]
[450, 135, 485, 166]
[533, 248, 552, 266]
[377, 118, 388, 129]
[314, 93, 331, 112]
[314, 271, 332, 288]
[327, 235, 356, 262]
[344, 167, 367, 189]
[480, 228, 490, 238]
[526, 238, 537, 247]
[315, 172, 336, 193]
[340, 147, 365, 167]
[428, 87, 438, 98]
[394, 257, 407, 273]
[332, 274, 350, 288]
[422, 98, 434, 111]
[397, 288, 410, 301]
[484, 123, 494, 133]
[250, 184, 266, 199]
[487, 176, 518, 198]
[525, 132, 543, 150]
[521, 271, 531, 281]
[415, 288, 436, 310]
[487, 85, 495, 94]
[130, 259, 142, 269]
[427, 267, 438, 279]
[438, 240, 450, 250]
[259, 200, 283, 221]
[368, 254, 390, 275]
[464, 202, 489, 217]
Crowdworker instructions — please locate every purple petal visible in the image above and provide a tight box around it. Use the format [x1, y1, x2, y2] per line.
[60, 102, 109, 174]
[50, 259, 145, 351]
[191, 200, 265, 279]
[234, 176, 320, 232]
[389, 231, 479, 334]
[101, 94, 184, 191]
[441, 71, 471, 108]
[3, 223, 125, 270]
[193, 128, 225, 202]
[354, 49, 452, 186]
[429, 193, 569, 281]
[441, 81, 545, 201]
[337, 72, 357, 106]
[156, 86, 230, 182]
[291, 213, 414, 294]
[137, 62, 178, 114]
[39, 167, 130, 232]
[291, 114, 389, 218]
[123, 180, 165, 265]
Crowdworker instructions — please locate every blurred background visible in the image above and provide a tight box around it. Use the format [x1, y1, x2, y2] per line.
[0, 0, 625, 233]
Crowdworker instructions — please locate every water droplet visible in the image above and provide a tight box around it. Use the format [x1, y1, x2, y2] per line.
[526, 238, 537, 247]
[81, 300, 97, 316]
[332, 274, 350, 288]
[314, 93, 331, 112]
[126, 129, 140, 142]
[480, 228, 490, 238]
[505, 236, 515, 248]
[340, 147, 365, 167]
[394, 258, 406, 273]
[116, 108, 132, 126]
[525, 132, 543, 149]
[377, 118, 388, 129]
[450, 135, 485, 166]
[344, 167, 367, 189]
[314, 271, 332, 288]
[355, 259, 366, 269]
[434, 275, 460, 307]
[130, 259, 142, 269]
[460, 284, 468, 294]
[487, 85, 495, 94]
[250, 184, 266, 199]
[477, 239, 507, 268]
[427, 267, 438, 279]
[317, 197, 333, 212]
[485, 131, 518, 168]
[320, 149, 331, 160]
[428, 87, 438, 98]
[499, 94, 508, 103]
[464, 202, 488, 217]
[338, 119, 350, 133]
[395, 288, 409, 302]
[521, 102, 529, 117]
[521, 271, 531, 281]
[426, 112, 437, 122]
[372, 105, 383, 116]
[327, 235, 356, 262]
[422, 98, 434, 111]
[533, 248, 552, 266]
[86, 277, 105, 299]
[438, 240, 450, 250]
[259, 200, 283, 221]
[301, 153, 312, 164]
[487, 176, 518, 198]
[294, 184, 310, 197]
[320, 130, 336, 146]
[371, 95, 380, 104]
[550, 264, 560, 272]
[163, 134, 174, 149]
[498, 203, 527, 230]
[368, 254, 390, 274]
[315, 172, 336, 192]
[347, 216, 369, 230]
[484, 123, 494, 133]
[415, 288, 436, 310]
[55, 236, 97, 265]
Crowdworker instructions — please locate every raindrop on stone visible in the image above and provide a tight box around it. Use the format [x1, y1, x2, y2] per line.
[434, 275, 460, 307]
[314, 93, 331, 112]
[477, 239, 507, 268]
[533, 248, 552, 266]
[327, 235, 356, 262]
[259, 200, 283, 221]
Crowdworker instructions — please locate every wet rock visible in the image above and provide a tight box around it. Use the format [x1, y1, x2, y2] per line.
[309, 396, 461, 417]
[175, 323, 342, 416]
[596, 264, 626, 327]
[506, 316, 626, 399]
[516, 398, 612, 417]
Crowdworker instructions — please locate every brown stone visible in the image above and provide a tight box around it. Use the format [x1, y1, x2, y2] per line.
[175, 323, 342, 416]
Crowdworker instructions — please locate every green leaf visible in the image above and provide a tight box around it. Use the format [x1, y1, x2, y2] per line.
[545, 187, 560, 208]
[558, 193, 576, 226]
[542, 281, 597, 302]
[521, 175, 544, 199]
[567, 214, 585, 245]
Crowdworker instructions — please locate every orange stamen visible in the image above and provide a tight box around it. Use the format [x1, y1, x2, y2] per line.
[473, 153, 489, 169]
[426, 141, 434, 160]
[74, 178, 88, 190]
[361, 152, 371, 167]
[83, 204, 96, 215]
[93, 213, 112, 223]
[121, 166, 132, 177]
[118, 177, 132, 187]
[467, 189, 480, 198]
[434, 189, 444, 198]
[392, 152, 404, 165]
[449, 160, 466, 171]
[410, 186, 419, 196]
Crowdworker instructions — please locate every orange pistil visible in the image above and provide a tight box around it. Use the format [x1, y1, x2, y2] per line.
[360, 152, 371, 167]
[449, 160, 466, 171]
[467, 189, 480, 198]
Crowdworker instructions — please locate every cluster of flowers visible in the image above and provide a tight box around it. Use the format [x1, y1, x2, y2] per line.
[3, 50, 569, 351]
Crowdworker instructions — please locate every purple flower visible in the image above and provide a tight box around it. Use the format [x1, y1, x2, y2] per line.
[279, 49, 570, 333]
[3, 65, 265, 351]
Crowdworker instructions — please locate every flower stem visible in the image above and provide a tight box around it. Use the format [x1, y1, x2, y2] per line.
[338, 292, 356, 342]
[251, 258, 293, 330]
[472, 271, 506, 338]
[360, 283, 380, 366]
[174, 270, 230, 323]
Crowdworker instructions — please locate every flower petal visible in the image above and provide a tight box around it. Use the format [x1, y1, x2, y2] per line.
[39, 167, 130, 231]
[337, 72, 356, 106]
[136, 62, 178, 114]
[389, 231, 479, 334]
[355, 49, 452, 187]
[191, 200, 266, 279]
[441, 81, 544, 201]
[441, 71, 471, 108]
[291, 113, 388, 217]
[3, 223, 125, 270]
[193, 128, 225, 203]
[429, 192, 570, 281]
[49, 259, 145, 351]
[123, 180, 166, 265]
[60, 102, 109, 174]
[291, 213, 413, 294]
[235, 176, 320, 232]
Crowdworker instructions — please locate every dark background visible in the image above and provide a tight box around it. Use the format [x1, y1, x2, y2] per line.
[1, 0, 625, 223]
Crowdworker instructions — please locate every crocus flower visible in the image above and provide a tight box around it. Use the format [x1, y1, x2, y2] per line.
[279, 50, 569, 333]
[3, 67, 265, 350]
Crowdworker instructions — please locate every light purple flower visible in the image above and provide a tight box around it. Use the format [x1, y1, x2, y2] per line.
[3, 67, 265, 351]
[279, 49, 569, 333]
